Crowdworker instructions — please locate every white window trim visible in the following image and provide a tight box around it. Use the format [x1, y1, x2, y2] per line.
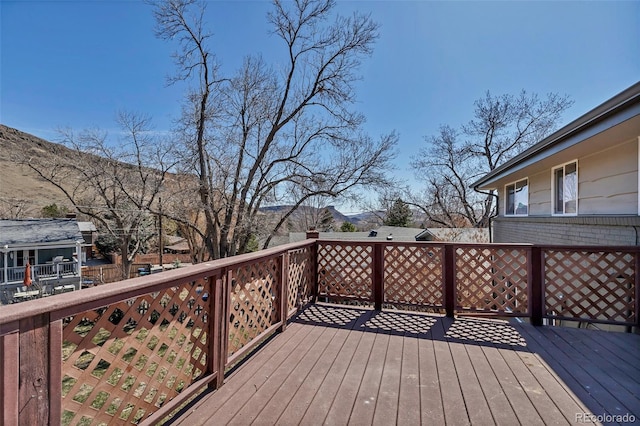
[504, 178, 529, 216]
[551, 159, 579, 217]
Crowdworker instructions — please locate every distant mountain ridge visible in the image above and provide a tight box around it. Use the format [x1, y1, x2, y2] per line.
[259, 204, 382, 228]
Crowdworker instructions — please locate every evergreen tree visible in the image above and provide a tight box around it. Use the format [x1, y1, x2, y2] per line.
[340, 222, 357, 232]
[383, 199, 412, 227]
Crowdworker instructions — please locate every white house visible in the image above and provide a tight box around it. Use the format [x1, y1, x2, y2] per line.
[472, 81, 640, 245]
[1, 218, 86, 299]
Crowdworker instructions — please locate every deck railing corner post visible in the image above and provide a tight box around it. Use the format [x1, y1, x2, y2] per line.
[529, 246, 544, 326]
[444, 244, 455, 318]
[373, 243, 384, 311]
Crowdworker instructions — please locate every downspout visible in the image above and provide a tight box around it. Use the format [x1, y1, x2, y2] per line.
[473, 188, 499, 243]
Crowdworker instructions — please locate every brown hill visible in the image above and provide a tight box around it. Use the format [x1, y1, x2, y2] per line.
[0, 125, 71, 218]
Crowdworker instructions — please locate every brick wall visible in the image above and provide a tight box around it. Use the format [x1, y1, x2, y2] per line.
[493, 216, 640, 245]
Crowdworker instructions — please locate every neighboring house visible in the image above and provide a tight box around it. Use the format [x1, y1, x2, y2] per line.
[286, 226, 489, 244]
[0, 218, 86, 294]
[472, 81, 640, 245]
[78, 221, 97, 261]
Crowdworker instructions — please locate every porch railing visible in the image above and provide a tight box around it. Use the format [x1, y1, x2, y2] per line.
[1, 261, 78, 284]
[0, 239, 637, 425]
[317, 241, 638, 327]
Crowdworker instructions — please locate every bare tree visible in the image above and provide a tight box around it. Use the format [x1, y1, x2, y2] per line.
[0, 198, 30, 219]
[411, 91, 572, 228]
[20, 112, 177, 279]
[153, 0, 397, 258]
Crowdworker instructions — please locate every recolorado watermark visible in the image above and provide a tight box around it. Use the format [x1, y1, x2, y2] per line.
[576, 413, 636, 423]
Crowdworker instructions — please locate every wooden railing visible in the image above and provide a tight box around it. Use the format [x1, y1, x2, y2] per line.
[316, 241, 639, 327]
[0, 239, 637, 425]
[0, 240, 314, 426]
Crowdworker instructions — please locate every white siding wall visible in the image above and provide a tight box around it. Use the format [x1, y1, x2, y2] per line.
[578, 138, 638, 215]
[498, 137, 638, 216]
[528, 170, 551, 215]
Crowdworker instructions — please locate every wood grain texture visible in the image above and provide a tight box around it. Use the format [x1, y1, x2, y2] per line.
[174, 304, 638, 425]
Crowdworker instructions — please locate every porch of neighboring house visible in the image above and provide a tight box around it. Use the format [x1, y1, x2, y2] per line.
[1, 249, 83, 304]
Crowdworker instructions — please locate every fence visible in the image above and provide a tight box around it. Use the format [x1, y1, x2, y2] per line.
[1, 241, 314, 425]
[316, 241, 638, 326]
[0, 239, 637, 425]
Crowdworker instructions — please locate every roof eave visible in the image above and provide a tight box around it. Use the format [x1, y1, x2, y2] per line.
[471, 81, 640, 190]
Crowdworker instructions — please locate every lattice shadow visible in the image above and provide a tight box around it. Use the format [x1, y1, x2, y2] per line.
[360, 311, 437, 337]
[293, 304, 530, 352]
[294, 304, 367, 329]
[442, 317, 528, 349]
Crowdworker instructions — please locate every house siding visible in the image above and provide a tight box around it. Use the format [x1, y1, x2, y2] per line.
[507, 138, 638, 217]
[493, 216, 639, 245]
[528, 170, 552, 215]
[577, 138, 637, 215]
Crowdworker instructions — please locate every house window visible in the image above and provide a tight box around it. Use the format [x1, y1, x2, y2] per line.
[553, 161, 577, 215]
[505, 178, 528, 216]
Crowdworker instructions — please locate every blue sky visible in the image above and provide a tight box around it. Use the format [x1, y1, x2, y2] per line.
[1, 0, 639, 203]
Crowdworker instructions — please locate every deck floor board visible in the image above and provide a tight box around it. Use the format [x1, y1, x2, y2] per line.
[172, 304, 640, 425]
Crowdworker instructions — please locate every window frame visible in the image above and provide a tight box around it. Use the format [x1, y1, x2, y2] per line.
[551, 160, 578, 216]
[504, 178, 529, 216]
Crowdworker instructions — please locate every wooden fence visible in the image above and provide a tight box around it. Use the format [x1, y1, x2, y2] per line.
[0, 241, 314, 425]
[317, 241, 639, 327]
[0, 239, 637, 425]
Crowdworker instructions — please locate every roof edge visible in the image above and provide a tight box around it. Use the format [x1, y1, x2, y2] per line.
[471, 81, 640, 189]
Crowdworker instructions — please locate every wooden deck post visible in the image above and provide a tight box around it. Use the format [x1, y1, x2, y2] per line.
[636, 251, 640, 329]
[443, 244, 455, 318]
[1, 328, 19, 424]
[280, 252, 289, 331]
[212, 270, 231, 390]
[18, 313, 54, 425]
[306, 231, 320, 303]
[210, 273, 224, 390]
[373, 243, 384, 311]
[49, 319, 63, 424]
[529, 246, 544, 326]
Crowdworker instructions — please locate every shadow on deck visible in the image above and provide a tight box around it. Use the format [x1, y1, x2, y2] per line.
[169, 304, 640, 425]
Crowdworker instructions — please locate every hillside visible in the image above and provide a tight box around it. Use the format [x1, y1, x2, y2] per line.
[0, 125, 71, 217]
[0, 125, 378, 229]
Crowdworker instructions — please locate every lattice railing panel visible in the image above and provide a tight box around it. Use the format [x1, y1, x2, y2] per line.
[228, 257, 280, 357]
[61, 279, 211, 425]
[317, 243, 373, 300]
[455, 247, 528, 313]
[544, 250, 636, 323]
[384, 245, 444, 308]
[288, 247, 313, 313]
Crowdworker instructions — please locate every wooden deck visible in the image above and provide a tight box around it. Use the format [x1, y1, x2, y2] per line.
[170, 304, 639, 425]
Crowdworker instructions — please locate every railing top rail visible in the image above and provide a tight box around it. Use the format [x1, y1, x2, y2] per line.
[537, 244, 640, 251]
[317, 240, 535, 248]
[318, 239, 640, 249]
[0, 239, 315, 330]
